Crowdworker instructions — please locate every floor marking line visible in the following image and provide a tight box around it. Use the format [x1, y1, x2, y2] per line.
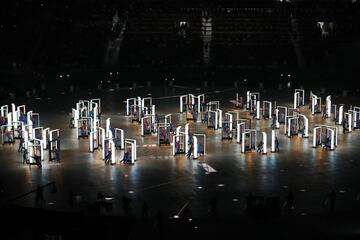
[135, 179, 182, 193]
[201, 163, 217, 173]
[176, 201, 190, 216]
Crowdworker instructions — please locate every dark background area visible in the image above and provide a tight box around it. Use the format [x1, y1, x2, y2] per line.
[0, 0, 359, 99]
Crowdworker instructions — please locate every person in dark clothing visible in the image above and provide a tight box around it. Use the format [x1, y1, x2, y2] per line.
[257, 141, 264, 153]
[209, 196, 218, 217]
[342, 120, 347, 133]
[271, 114, 276, 129]
[275, 137, 280, 152]
[56, 136, 61, 151]
[301, 125, 306, 137]
[105, 150, 112, 164]
[324, 137, 331, 149]
[0, 179, 4, 194]
[155, 210, 164, 232]
[18, 137, 24, 152]
[186, 143, 194, 158]
[23, 149, 28, 164]
[183, 206, 194, 231]
[69, 117, 74, 128]
[35, 185, 45, 208]
[34, 154, 42, 168]
[121, 151, 130, 164]
[286, 191, 294, 211]
[122, 195, 132, 216]
[55, 148, 60, 161]
[142, 201, 149, 220]
[322, 106, 327, 118]
[328, 190, 336, 210]
[68, 191, 74, 207]
[183, 206, 192, 221]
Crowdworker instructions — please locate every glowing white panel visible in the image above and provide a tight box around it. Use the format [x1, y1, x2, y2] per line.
[330, 129, 335, 150]
[7, 113, 12, 131]
[345, 112, 352, 132]
[172, 135, 176, 156]
[193, 136, 198, 159]
[214, 111, 218, 130]
[312, 127, 320, 148]
[271, 130, 275, 152]
[110, 139, 116, 164]
[185, 123, 189, 153]
[246, 91, 250, 109]
[217, 109, 222, 128]
[152, 105, 156, 125]
[236, 123, 241, 143]
[262, 132, 267, 154]
[326, 96, 331, 117]
[299, 114, 309, 138]
[165, 114, 172, 125]
[338, 106, 343, 125]
[241, 132, 246, 153]
[180, 95, 187, 113]
[43, 128, 49, 150]
[100, 127, 106, 159]
[11, 103, 16, 125]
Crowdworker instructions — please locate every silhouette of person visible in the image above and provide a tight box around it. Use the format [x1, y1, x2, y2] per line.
[328, 190, 336, 210]
[35, 185, 45, 208]
[68, 191, 74, 207]
[142, 201, 149, 220]
[271, 114, 276, 129]
[0, 179, 4, 194]
[122, 196, 132, 216]
[23, 149, 28, 164]
[18, 137, 24, 152]
[155, 210, 163, 232]
[286, 191, 294, 211]
[209, 196, 218, 217]
[275, 137, 280, 152]
[342, 119, 347, 133]
[257, 141, 264, 153]
[183, 206, 194, 232]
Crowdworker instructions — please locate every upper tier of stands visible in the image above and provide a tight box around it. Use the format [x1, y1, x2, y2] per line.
[0, 1, 358, 71]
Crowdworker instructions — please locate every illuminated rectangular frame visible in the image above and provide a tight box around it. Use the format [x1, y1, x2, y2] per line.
[241, 129, 257, 153]
[0, 105, 8, 118]
[114, 128, 124, 149]
[126, 98, 137, 116]
[262, 101, 272, 119]
[180, 95, 188, 113]
[236, 122, 246, 143]
[157, 123, 171, 145]
[276, 106, 288, 125]
[125, 138, 137, 164]
[312, 125, 337, 150]
[172, 131, 185, 156]
[326, 96, 331, 118]
[286, 117, 298, 137]
[216, 109, 222, 129]
[90, 98, 101, 114]
[344, 112, 352, 133]
[298, 114, 309, 138]
[193, 134, 206, 159]
[295, 89, 305, 106]
[207, 110, 218, 129]
[1, 125, 15, 144]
